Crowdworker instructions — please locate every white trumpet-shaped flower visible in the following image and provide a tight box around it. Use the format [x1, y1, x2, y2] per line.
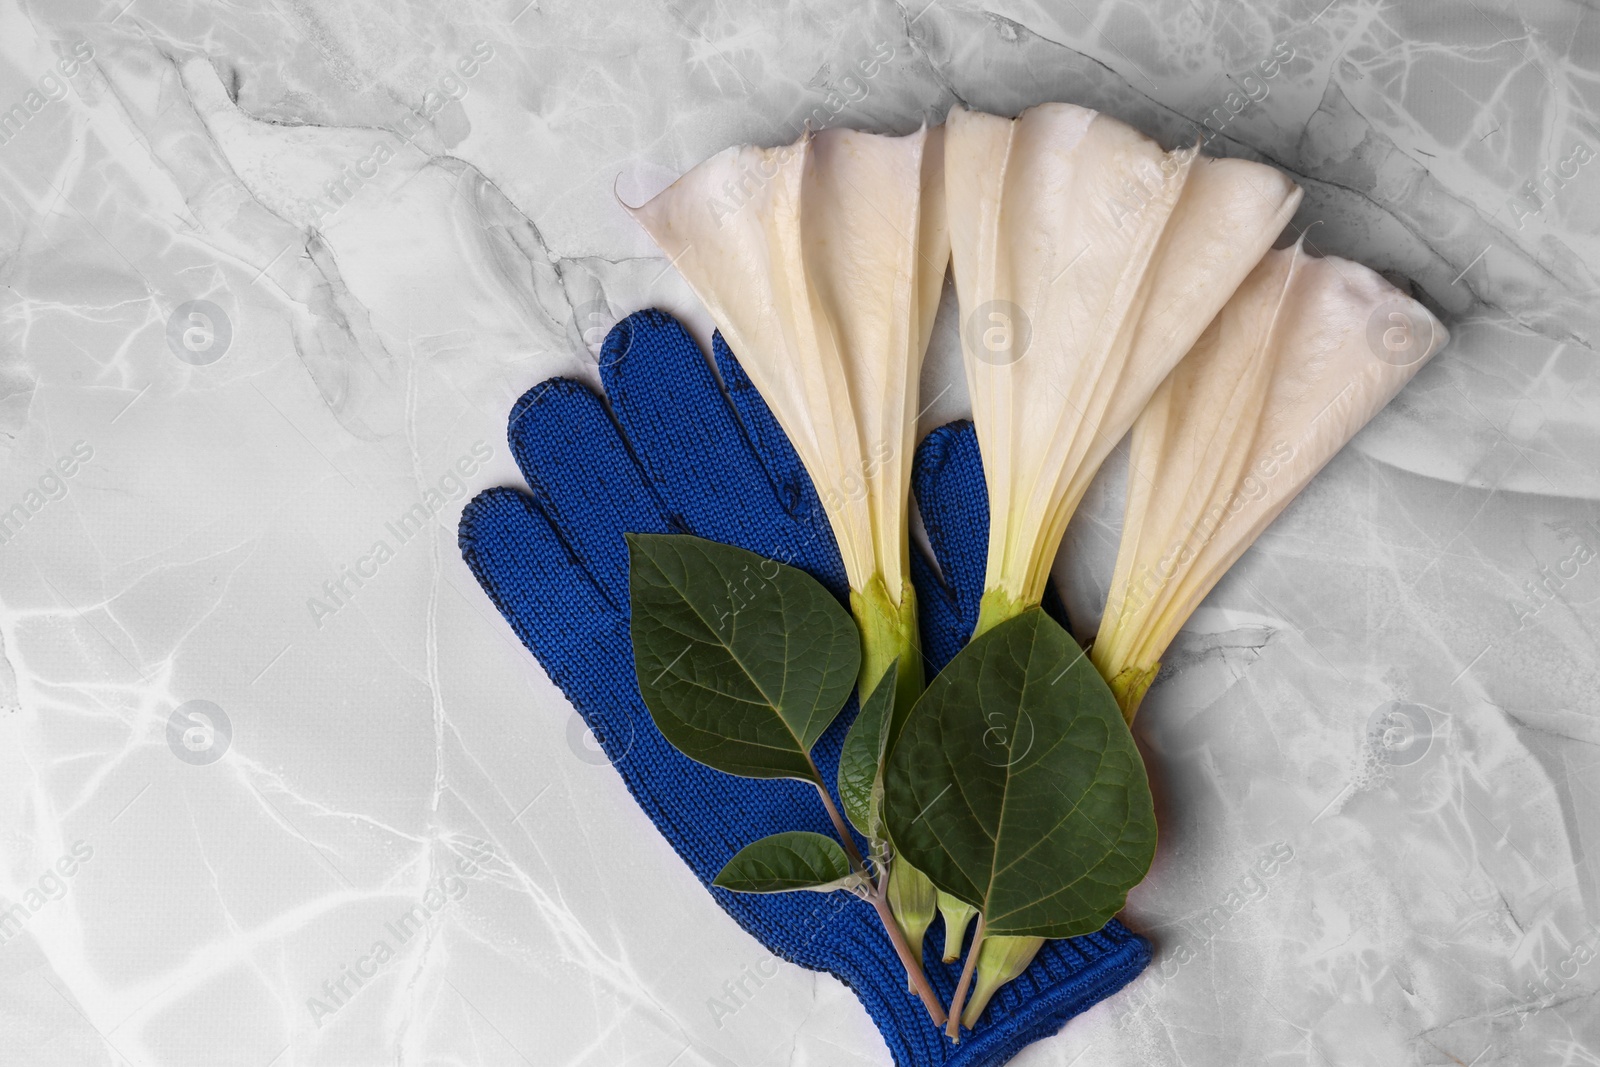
[626, 126, 949, 697]
[944, 104, 1303, 633]
[1093, 242, 1449, 718]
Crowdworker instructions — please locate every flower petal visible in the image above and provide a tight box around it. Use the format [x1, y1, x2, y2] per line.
[626, 126, 949, 604]
[945, 103, 1302, 615]
[1093, 243, 1449, 716]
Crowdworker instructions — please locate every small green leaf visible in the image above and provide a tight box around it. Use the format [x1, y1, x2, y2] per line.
[838, 658, 898, 839]
[629, 533, 860, 781]
[884, 608, 1157, 938]
[713, 831, 860, 893]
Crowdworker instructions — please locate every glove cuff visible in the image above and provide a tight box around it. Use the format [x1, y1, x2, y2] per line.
[956, 920, 1149, 1065]
[816, 906, 1149, 1067]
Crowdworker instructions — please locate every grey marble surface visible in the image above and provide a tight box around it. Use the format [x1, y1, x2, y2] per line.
[1, 1, 1597, 1064]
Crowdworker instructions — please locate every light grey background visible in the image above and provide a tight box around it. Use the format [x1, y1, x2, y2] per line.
[0, 0, 1596, 1064]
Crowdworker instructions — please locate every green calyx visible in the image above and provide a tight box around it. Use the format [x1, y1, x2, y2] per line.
[973, 585, 1028, 639]
[851, 575, 921, 720]
[1108, 660, 1161, 723]
[851, 576, 938, 972]
[888, 859, 937, 979]
[962, 935, 1045, 1028]
[939, 893, 978, 963]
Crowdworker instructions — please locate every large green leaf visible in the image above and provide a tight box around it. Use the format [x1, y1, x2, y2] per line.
[628, 533, 860, 780]
[838, 658, 898, 840]
[884, 608, 1157, 938]
[713, 831, 861, 894]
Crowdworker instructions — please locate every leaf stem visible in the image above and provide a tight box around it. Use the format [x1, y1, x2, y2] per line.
[807, 763, 947, 1027]
[808, 757, 868, 871]
[945, 913, 985, 1041]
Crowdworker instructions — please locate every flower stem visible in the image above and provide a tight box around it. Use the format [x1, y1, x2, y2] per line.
[945, 913, 985, 1041]
[867, 879, 949, 1027]
[807, 765, 946, 1027]
[845, 577, 961, 1027]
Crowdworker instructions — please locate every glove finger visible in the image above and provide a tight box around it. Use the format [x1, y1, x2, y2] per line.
[911, 420, 987, 634]
[458, 486, 830, 846]
[704, 331, 844, 591]
[506, 377, 671, 612]
[456, 487, 646, 760]
[599, 310, 847, 596]
[912, 421, 1076, 657]
[710, 334, 838, 563]
[459, 498, 897, 1017]
[910, 547, 967, 677]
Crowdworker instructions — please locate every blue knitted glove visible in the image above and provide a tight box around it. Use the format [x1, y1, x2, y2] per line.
[458, 309, 1150, 1066]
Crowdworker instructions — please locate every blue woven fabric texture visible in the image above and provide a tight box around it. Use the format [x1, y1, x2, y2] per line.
[458, 309, 1151, 1066]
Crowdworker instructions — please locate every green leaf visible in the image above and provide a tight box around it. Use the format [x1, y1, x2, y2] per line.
[838, 658, 898, 839]
[713, 831, 861, 893]
[884, 608, 1157, 938]
[628, 533, 860, 780]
